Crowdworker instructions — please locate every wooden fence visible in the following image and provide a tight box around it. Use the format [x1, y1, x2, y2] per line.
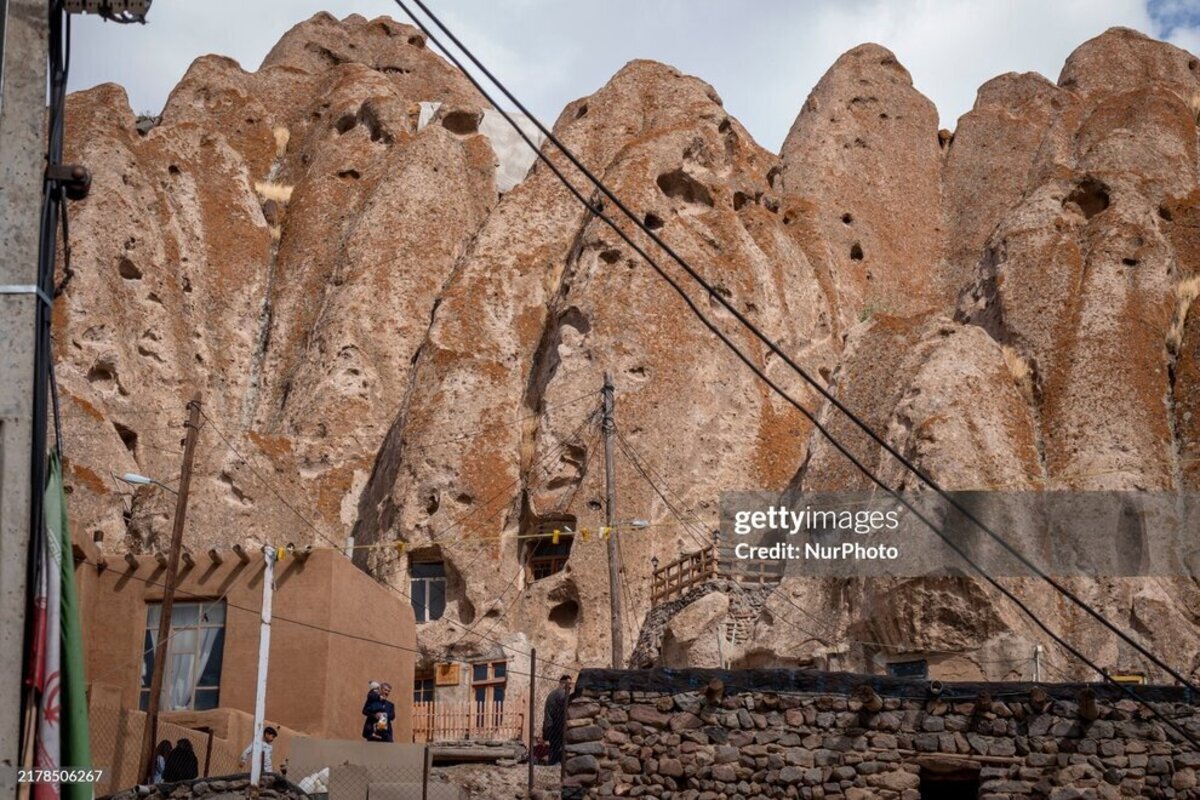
[411, 695, 527, 744]
[651, 546, 721, 604]
[651, 544, 783, 604]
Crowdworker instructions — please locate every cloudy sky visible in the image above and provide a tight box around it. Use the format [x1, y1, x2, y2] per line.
[69, 0, 1200, 152]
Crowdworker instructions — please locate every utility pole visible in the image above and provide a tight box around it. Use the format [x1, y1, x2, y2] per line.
[602, 373, 624, 668]
[526, 647, 536, 798]
[138, 392, 202, 782]
[0, 1, 49, 790]
[249, 545, 276, 788]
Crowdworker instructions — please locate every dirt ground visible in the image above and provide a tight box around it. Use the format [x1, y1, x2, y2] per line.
[430, 763, 562, 799]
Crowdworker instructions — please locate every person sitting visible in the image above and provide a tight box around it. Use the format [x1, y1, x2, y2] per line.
[161, 738, 198, 782]
[149, 739, 172, 784]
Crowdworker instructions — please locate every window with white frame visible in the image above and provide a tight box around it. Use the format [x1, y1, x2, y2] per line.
[410, 561, 447, 623]
[140, 600, 225, 711]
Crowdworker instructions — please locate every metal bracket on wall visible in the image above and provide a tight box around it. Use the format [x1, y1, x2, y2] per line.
[0, 284, 52, 307]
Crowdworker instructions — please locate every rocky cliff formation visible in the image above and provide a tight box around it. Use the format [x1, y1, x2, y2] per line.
[56, 16, 1200, 685]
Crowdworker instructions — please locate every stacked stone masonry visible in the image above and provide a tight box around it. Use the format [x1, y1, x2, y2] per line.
[564, 670, 1200, 800]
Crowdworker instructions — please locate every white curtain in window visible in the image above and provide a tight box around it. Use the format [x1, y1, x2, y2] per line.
[165, 628, 196, 710]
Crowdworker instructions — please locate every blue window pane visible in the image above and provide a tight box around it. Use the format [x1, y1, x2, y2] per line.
[411, 562, 445, 579]
[428, 581, 446, 621]
[194, 688, 219, 711]
[493, 686, 506, 704]
[411, 581, 427, 621]
[493, 662, 506, 679]
[198, 629, 224, 688]
[142, 630, 155, 688]
[472, 664, 487, 682]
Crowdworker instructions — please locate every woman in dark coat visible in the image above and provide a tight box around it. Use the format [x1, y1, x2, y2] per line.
[161, 738, 199, 782]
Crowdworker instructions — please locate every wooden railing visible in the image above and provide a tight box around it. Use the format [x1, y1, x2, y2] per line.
[651, 544, 784, 604]
[651, 546, 721, 604]
[411, 696, 527, 744]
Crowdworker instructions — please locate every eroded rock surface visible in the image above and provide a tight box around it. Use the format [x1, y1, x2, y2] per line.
[57, 19, 1200, 684]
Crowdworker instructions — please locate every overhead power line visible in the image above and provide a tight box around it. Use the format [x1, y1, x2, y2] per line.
[388, 0, 1200, 744]
[397, 0, 1198, 699]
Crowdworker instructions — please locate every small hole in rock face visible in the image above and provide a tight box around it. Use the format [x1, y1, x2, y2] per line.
[575, 103, 588, 120]
[718, 118, 731, 134]
[644, 213, 665, 230]
[549, 600, 580, 628]
[587, 499, 602, 511]
[337, 169, 361, 180]
[841, 212, 853, 225]
[599, 249, 621, 264]
[118, 257, 142, 280]
[1064, 178, 1110, 220]
[441, 110, 479, 135]
[733, 191, 750, 211]
[334, 114, 356, 134]
[656, 169, 715, 207]
[850, 243, 864, 261]
[113, 422, 138, 455]
[168, 165, 180, 176]
[1191, 59, 1198, 72]
[424, 491, 440, 515]
[1122, 258, 1139, 267]
[1159, 205, 1174, 222]
[766, 165, 781, 190]
[408, 35, 425, 47]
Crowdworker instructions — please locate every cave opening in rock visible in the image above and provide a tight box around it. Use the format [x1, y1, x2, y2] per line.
[113, 422, 138, 456]
[521, 514, 576, 581]
[656, 168, 715, 207]
[441, 109, 479, 135]
[1064, 178, 1110, 219]
[850, 243, 864, 261]
[644, 212, 665, 230]
[549, 599, 580, 628]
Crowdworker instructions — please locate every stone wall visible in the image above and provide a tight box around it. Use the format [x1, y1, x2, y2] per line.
[106, 774, 305, 800]
[562, 669, 1200, 799]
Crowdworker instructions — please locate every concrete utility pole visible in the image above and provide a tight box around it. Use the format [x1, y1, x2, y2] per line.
[602, 373, 624, 668]
[249, 545, 276, 788]
[139, 392, 203, 782]
[0, 1, 49, 791]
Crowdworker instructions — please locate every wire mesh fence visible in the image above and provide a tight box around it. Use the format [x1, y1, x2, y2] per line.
[287, 738, 433, 799]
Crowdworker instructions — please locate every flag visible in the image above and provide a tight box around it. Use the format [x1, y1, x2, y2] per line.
[29, 453, 92, 800]
[32, 455, 64, 800]
[50, 452, 92, 800]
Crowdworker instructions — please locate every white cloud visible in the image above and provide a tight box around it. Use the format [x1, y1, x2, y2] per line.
[67, 0, 1199, 151]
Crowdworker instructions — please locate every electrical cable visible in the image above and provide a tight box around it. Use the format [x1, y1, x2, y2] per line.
[446, 417, 601, 648]
[394, 0, 1196, 697]
[197, 405, 594, 679]
[388, 1, 1200, 743]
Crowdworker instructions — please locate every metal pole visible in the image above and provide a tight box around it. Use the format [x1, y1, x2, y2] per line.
[1034, 644, 1043, 683]
[421, 743, 431, 800]
[250, 546, 276, 787]
[602, 373, 624, 668]
[0, 1, 49, 791]
[527, 647, 536, 797]
[138, 392, 202, 782]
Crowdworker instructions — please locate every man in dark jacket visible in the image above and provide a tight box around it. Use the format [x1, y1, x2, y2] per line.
[362, 682, 396, 742]
[542, 675, 572, 765]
